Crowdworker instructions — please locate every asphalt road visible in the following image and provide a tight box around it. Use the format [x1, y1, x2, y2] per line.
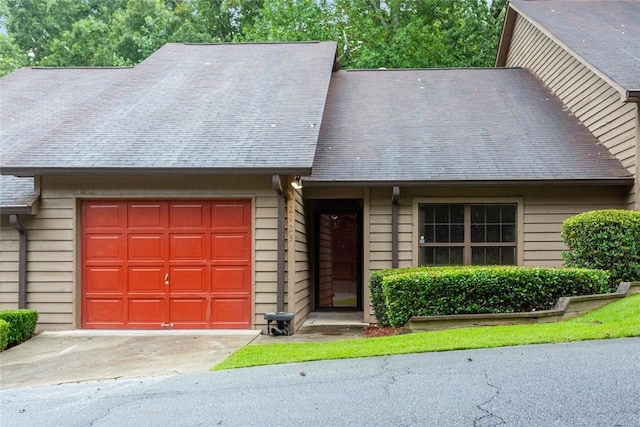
[2, 338, 639, 426]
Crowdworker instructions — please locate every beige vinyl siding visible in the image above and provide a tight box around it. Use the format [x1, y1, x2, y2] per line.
[523, 192, 625, 267]
[0, 217, 19, 309]
[18, 175, 279, 331]
[368, 188, 413, 270]
[254, 194, 279, 328]
[367, 187, 627, 273]
[21, 196, 75, 329]
[505, 14, 638, 208]
[287, 187, 311, 331]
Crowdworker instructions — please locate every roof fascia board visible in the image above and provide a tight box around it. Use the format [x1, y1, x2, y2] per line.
[495, 4, 518, 67]
[506, 3, 631, 102]
[303, 178, 635, 188]
[0, 166, 313, 178]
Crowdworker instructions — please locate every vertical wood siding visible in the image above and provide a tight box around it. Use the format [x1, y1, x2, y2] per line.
[505, 14, 638, 208]
[8, 175, 279, 331]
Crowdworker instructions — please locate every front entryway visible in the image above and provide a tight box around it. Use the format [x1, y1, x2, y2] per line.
[314, 201, 362, 310]
[81, 200, 252, 329]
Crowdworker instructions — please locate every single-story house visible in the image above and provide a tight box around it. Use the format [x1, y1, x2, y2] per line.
[1, 0, 638, 332]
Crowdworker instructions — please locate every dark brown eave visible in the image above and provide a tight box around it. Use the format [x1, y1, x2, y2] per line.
[303, 177, 635, 188]
[1, 166, 312, 178]
[0, 205, 36, 215]
[626, 90, 640, 102]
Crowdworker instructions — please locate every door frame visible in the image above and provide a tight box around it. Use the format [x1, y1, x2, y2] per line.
[312, 199, 363, 311]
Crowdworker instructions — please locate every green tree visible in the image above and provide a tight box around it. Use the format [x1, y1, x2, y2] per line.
[1, 0, 505, 74]
[243, 0, 338, 42]
[105, 0, 180, 65]
[333, 0, 502, 69]
[43, 16, 114, 66]
[1, 0, 124, 62]
[0, 34, 28, 76]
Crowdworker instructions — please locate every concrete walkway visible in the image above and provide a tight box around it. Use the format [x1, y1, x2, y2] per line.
[0, 330, 259, 390]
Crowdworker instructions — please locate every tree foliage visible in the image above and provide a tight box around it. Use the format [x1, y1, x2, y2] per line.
[0, 0, 506, 76]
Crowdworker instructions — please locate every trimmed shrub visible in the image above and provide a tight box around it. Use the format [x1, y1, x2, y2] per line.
[370, 266, 465, 327]
[562, 209, 640, 288]
[0, 309, 39, 348]
[0, 319, 9, 351]
[379, 266, 609, 328]
[369, 269, 394, 327]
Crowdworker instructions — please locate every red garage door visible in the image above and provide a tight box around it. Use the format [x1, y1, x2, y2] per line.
[82, 200, 251, 329]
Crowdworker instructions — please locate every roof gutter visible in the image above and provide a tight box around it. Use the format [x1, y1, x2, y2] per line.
[272, 175, 286, 313]
[0, 205, 36, 215]
[625, 90, 640, 102]
[303, 178, 635, 188]
[9, 215, 28, 309]
[1, 166, 313, 178]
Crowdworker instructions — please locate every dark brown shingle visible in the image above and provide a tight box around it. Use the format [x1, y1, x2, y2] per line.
[307, 68, 632, 185]
[1, 42, 337, 176]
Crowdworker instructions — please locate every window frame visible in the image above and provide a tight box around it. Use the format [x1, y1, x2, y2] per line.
[412, 197, 524, 266]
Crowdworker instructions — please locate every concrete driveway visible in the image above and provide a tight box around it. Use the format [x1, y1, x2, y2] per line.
[0, 330, 259, 390]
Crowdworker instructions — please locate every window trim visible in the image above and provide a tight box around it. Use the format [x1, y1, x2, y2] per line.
[412, 197, 524, 266]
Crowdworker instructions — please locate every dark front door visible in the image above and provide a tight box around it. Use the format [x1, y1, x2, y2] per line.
[316, 208, 361, 310]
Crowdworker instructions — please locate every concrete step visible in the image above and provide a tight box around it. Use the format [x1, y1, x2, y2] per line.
[297, 311, 369, 335]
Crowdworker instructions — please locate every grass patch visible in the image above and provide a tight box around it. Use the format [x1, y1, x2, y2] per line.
[213, 294, 640, 371]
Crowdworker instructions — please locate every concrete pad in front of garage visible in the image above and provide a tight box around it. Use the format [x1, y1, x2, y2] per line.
[0, 329, 260, 390]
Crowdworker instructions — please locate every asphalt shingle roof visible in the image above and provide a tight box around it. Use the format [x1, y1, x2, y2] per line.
[0, 42, 337, 176]
[509, 0, 640, 96]
[307, 68, 632, 185]
[0, 176, 37, 212]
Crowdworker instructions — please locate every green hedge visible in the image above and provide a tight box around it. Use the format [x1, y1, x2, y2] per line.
[370, 267, 465, 327]
[0, 319, 9, 351]
[562, 209, 640, 288]
[0, 309, 38, 349]
[376, 266, 609, 328]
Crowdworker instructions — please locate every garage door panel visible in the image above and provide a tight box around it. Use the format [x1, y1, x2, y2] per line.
[170, 203, 209, 228]
[170, 299, 208, 326]
[170, 267, 207, 292]
[84, 203, 124, 229]
[170, 234, 207, 260]
[85, 235, 124, 261]
[84, 299, 124, 325]
[129, 234, 164, 260]
[129, 267, 165, 292]
[212, 234, 249, 260]
[85, 267, 124, 293]
[212, 267, 248, 292]
[211, 298, 250, 328]
[128, 299, 164, 323]
[212, 203, 249, 229]
[129, 203, 165, 229]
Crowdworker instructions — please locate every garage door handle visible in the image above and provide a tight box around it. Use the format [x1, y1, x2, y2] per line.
[164, 273, 169, 285]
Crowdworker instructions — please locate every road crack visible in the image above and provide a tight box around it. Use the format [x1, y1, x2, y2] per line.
[474, 372, 505, 427]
